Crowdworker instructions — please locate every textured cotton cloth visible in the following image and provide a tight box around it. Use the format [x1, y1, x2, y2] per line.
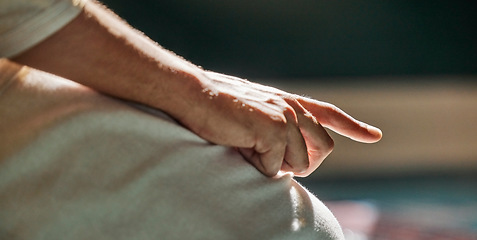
[0, 0, 85, 57]
[0, 60, 344, 239]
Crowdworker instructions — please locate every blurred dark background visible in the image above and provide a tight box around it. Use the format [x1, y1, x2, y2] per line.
[101, 0, 476, 81]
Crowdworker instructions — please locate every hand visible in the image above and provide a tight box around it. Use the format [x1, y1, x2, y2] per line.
[177, 71, 382, 177]
[9, 1, 380, 178]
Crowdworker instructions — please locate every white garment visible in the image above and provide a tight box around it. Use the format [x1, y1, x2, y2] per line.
[0, 0, 85, 57]
[0, 59, 345, 239]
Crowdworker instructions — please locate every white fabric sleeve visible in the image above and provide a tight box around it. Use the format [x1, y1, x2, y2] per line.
[0, 0, 87, 58]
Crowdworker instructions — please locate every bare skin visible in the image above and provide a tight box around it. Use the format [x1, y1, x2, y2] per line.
[13, 0, 382, 177]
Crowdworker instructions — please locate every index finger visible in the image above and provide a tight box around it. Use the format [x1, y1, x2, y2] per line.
[297, 97, 382, 143]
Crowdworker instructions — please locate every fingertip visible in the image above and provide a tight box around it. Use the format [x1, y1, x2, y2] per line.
[239, 148, 278, 177]
[355, 124, 382, 143]
[293, 169, 313, 178]
[281, 160, 294, 172]
[366, 124, 383, 142]
[260, 151, 285, 177]
[345, 122, 383, 143]
[280, 160, 309, 176]
[262, 163, 281, 177]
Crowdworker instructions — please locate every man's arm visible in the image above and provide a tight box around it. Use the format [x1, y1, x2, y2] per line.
[13, 0, 382, 177]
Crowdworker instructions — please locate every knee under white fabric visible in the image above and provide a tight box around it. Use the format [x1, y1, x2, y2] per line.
[0, 60, 344, 239]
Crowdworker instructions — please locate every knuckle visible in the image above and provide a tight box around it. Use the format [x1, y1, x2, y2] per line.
[255, 136, 286, 156]
[283, 103, 298, 117]
[254, 139, 271, 154]
[325, 103, 342, 119]
[322, 102, 338, 112]
[323, 137, 335, 154]
[265, 115, 288, 137]
[272, 115, 288, 128]
[311, 137, 335, 158]
[327, 103, 338, 111]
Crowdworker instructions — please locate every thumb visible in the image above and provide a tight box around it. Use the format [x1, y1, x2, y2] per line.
[297, 97, 382, 143]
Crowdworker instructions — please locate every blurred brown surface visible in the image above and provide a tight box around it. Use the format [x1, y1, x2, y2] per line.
[278, 76, 477, 178]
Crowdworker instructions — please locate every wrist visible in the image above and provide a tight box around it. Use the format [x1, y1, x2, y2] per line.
[139, 65, 210, 121]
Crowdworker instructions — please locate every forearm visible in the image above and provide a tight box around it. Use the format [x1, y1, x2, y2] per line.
[12, 0, 382, 178]
[13, 0, 204, 119]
